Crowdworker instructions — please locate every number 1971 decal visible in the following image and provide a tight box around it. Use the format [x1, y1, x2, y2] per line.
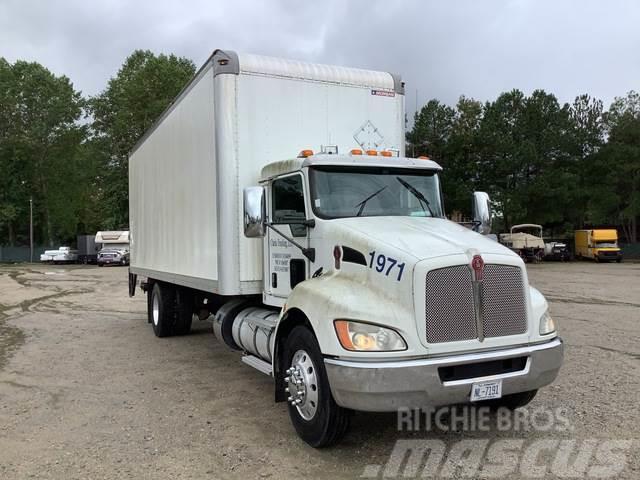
[368, 251, 405, 281]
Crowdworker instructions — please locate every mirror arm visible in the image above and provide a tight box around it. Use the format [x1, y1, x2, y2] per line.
[266, 223, 316, 262]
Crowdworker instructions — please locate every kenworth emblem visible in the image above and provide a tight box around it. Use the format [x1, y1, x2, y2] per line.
[471, 255, 485, 341]
[471, 255, 485, 281]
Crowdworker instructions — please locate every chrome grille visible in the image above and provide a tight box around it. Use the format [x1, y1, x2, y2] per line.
[481, 265, 527, 338]
[425, 266, 477, 343]
[424, 264, 527, 343]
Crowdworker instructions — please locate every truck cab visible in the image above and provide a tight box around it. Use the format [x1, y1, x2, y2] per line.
[240, 149, 563, 445]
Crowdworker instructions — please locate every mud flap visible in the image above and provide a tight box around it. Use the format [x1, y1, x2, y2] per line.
[128, 269, 137, 297]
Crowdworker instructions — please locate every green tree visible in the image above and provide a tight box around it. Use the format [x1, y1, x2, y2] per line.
[90, 50, 195, 228]
[0, 59, 87, 246]
[476, 89, 579, 232]
[407, 99, 455, 160]
[586, 91, 640, 242]
[442, 96, 483, 216]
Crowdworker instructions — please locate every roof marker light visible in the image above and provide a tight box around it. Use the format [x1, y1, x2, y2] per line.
[350, 149, 363, 155]
[366, 149, 378, 156]
[298, 149, 314, 158]
[418, 155, 430, 160]
[380, 151, 393, 157]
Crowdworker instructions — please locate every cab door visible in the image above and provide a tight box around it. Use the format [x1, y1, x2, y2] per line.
[265, 173, 310, 301]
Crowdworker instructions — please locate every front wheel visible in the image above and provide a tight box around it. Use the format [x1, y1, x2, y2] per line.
[283, 326, 350, 448]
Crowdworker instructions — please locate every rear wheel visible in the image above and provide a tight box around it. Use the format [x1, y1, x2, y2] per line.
[150, 283, 176, 337]
[174, 287, 193, 335]
[283, 326, 350, 448]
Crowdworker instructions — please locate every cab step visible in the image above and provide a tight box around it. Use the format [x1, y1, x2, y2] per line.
[241, 355, 273, 376]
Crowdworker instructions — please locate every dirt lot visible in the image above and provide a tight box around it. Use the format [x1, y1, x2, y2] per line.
[0, 262, 639, 479]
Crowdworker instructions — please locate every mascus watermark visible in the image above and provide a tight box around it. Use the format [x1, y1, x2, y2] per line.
[397, 406, 572, 433]
[361, 438, 634, 478]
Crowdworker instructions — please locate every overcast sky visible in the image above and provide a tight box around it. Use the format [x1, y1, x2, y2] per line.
[1, 0, 639, 116]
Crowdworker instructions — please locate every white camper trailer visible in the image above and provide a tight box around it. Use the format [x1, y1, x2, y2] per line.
[95, 231, 130, 266]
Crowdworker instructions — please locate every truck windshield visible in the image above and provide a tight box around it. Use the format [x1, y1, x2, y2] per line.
[309, 166, 444, 219]
[595, 242, 617, 248]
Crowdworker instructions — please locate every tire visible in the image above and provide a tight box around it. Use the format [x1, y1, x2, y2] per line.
[485, 389, 538, 410]
[121, 258, 126, 266]
[173, 287, 193, 335]
[98, 263, 104, 267]
[282, 326, 350, 448]
[149, 283, 177, 337]
[146, 284, 154, 323]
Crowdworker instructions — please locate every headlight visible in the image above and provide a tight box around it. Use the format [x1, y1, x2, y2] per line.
[539, 310, 556, 335]
[334, 320, 407, 351]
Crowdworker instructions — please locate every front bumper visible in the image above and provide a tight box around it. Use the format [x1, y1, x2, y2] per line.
[597, 251, 622, 261]
[98, 257, 124, 264]
[324, 337, 564, 412]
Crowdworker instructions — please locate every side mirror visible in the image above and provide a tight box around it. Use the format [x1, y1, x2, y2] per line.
[472, 191, 492, 235]
[243, 186, 266, 238]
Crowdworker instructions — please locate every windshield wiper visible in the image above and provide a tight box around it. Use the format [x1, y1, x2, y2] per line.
[396, 177, 436, 217]
[354, 186, 388, 217]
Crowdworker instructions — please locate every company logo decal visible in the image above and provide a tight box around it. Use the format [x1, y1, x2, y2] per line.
[471, 254, 485, 282]
[371, 89, 395, 97]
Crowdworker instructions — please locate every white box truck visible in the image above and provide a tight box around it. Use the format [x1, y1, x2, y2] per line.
[128, 50, 563, 447]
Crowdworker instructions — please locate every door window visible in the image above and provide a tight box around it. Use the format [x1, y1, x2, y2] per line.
[272, 175, 306, 237]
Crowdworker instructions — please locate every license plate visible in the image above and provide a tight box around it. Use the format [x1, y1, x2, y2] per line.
[470, 380, 502, 401]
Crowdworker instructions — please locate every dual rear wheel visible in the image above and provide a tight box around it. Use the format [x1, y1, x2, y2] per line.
[148, 282, 193, 337]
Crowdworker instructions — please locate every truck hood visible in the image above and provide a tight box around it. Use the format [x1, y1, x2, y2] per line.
[330, 216, 516, 261]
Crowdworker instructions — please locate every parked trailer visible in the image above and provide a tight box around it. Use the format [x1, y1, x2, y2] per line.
[575, 229, 622, 262]
[544, 241, 571, 261]
[499, 224, 545, 262]
[77, 235, 98, 264]
[128, 50, 563, 447]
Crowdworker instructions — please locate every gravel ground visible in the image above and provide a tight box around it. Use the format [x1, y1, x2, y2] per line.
[0, 262, 638, 479]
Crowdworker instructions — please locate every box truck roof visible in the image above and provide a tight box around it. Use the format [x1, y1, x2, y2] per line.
[130, 49, 403, 157]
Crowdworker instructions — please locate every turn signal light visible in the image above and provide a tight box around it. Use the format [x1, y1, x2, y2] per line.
[298, 149, 314, 158]
[366, 149, 378, 156]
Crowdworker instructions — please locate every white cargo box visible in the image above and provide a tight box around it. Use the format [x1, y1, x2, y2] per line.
[129, 49, 405, 295]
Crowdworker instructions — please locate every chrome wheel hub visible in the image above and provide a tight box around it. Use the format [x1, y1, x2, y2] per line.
[285, 349, 318, 420]
[152, 294, 159, 326]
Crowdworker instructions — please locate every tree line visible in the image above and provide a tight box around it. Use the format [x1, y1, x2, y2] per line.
[1, 50, 638, 246]
[0, 50, 195, 247]
[407, 90, 640, 242]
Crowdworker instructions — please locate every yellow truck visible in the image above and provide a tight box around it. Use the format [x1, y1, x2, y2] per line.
[575, 229, 623, 262]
